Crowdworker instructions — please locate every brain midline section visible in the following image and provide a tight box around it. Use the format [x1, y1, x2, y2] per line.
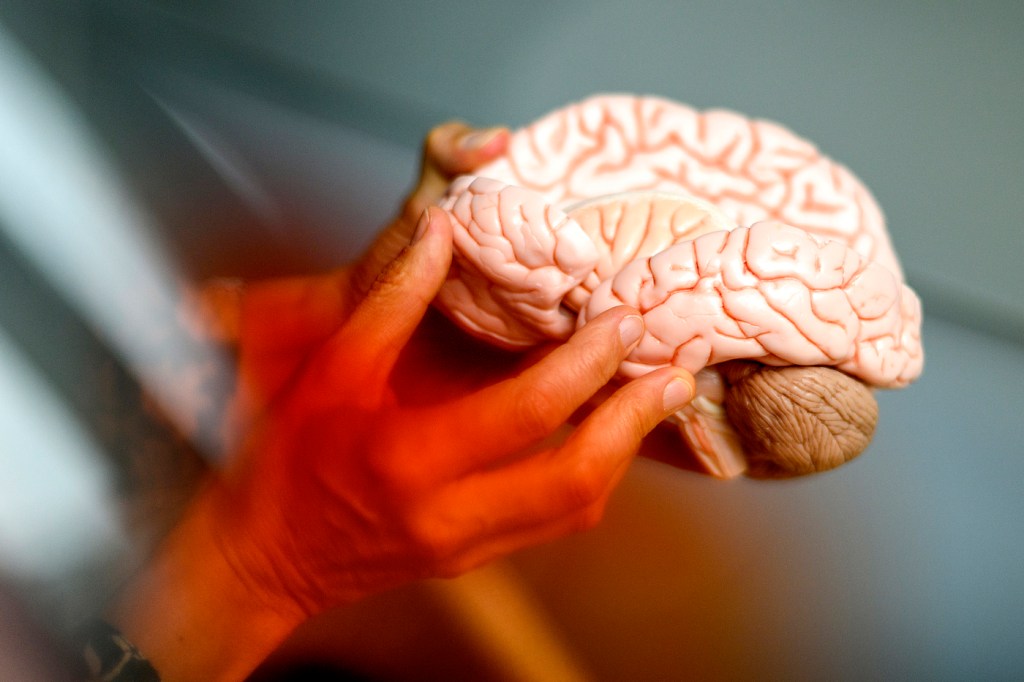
[501, 164, 865, 257]
[439, 175, 915, 389]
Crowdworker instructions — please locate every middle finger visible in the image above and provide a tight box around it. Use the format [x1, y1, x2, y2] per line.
[413, 307, 645, 478]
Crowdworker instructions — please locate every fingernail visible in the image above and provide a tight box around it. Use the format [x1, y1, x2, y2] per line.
[618, 315, 644, 350]
[458, 127, 504, 151]
[411, 209, 431, 244]
[662, 377, 694, 412]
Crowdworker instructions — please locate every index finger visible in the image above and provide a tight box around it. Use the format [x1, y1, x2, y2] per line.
[416, 306, 646, 478]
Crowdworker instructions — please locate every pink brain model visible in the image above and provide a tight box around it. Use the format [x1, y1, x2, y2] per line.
[434, 94, 923, 479]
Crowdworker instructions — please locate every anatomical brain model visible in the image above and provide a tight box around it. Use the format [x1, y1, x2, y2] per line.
[433, 94, 923, 479]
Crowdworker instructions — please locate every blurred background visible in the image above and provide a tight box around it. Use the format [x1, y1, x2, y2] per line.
[1, 1, 1021, 680]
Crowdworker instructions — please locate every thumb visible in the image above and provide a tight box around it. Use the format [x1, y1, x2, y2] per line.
[319, 207, 455, 391]
[351, 124, 510, 300]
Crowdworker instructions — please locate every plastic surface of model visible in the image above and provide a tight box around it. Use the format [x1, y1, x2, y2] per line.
[434, 94, 923, 478]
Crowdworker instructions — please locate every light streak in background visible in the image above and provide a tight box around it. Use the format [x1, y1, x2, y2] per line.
[148, 88, 285, 227]
[0, 21, 227, 457]
[0, 23, 225, 575]
[0, 326, 125, 579]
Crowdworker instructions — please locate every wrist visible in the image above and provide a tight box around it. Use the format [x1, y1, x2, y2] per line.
[106, 478, 306, 681]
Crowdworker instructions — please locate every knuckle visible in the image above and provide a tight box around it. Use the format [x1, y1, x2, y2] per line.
[575, 504, 607, 533]
[364, 443, 422, 497]
[512, 383, 564, 439]
[423, 128, 446, 161]
[573, 321, 625, 370]
[425, 121, 466, 156]
[563, 458, 607, 509]
[369, 255, 410, 295]
[405, 513, 460, 568]
[436, 554, 478, 580]
[606, 394, 657, 444]
[424, 122, 450, 149]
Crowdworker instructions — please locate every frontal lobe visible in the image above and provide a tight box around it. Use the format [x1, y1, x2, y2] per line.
[433, 177, 599, 348]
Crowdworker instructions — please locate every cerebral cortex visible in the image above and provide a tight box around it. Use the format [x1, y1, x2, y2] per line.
[432, 94, 923, 476]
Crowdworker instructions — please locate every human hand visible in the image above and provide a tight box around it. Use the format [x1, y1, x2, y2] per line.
[198, 122, 514, 422]
[106, 124, 694, 682]
[210, 205, 695, 619]
[197, 124, 696, 618]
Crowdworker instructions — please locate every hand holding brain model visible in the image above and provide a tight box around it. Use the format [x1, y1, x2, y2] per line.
[101, 103, 922, 681]
[433, 94, 924, 478]
[105, 122, 697, 682]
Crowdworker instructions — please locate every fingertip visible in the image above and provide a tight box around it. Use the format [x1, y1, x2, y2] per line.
[425, 121, 470, 155]
[410, 206, 453, 247]
[617, 313, 644, 353]
[409, 124, 509, 224]
[457, 126, 510, 155]
[367, 209, 452, 312]
[580, 304, 639, 327]
[409, 208, 433, 245]
[434, 126, 509, 174]
[327, 208, 455, 384]
[661, 371, 696, 412]
[568, 366, 694, 461]
[579, 305, 644, 353]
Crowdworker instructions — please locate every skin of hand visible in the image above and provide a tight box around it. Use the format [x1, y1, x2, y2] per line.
[108, 123, 696, 681]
